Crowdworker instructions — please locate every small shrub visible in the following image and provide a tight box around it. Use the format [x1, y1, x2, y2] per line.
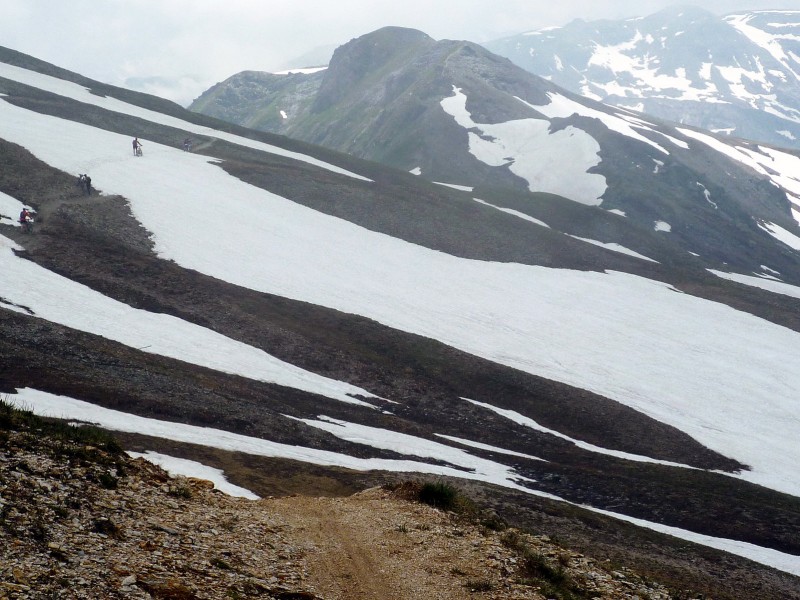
[419, 481, 458, 510]
[98, 472, 118, 490]
[520, 549, 567, 585]
[500, 529, 524, 551]
[480, 512, 507, 532]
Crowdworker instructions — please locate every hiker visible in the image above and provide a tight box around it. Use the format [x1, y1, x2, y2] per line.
[132, 137, 143, 156]
[19, 208, 34, 233]
[84, 174, 92, 195]
[183, 138, 191, 152]
[76, 173, 86, 190]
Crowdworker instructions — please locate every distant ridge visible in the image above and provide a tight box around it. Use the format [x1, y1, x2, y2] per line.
[484, 8, 800, 150]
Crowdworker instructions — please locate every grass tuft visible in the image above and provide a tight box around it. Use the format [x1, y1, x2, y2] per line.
[418, 481, 462, 511]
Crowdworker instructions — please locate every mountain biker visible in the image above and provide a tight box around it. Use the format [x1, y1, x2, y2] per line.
[132, 137, 143, 156]
[19, 208, 34, 233]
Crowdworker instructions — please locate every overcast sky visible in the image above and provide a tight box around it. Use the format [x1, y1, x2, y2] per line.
[0, 0, 791, 105]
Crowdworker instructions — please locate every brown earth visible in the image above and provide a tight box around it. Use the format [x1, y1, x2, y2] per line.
[0, 420, 675, 600]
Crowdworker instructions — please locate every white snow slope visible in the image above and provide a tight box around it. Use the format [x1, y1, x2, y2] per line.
[2, 63, 800, 574]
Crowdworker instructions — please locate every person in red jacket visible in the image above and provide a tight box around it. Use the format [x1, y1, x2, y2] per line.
[19, 208, 34, 233]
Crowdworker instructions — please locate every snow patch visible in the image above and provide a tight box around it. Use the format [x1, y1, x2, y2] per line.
[440, 86, 607, 205]
[3, 82, 800, 502]
[11, 388, 800, 576]
[654, 221, 671, 232]
[434, 181, 474, 192]
[709, 269, 800, 300]
[697, 183, 718, 209]
[0, 232, 376, 407]
[128, 451, 259, 499]
[568, 235, 658, 262]
[757, 221, 800, 251]
[524, 92, 670, 155]
[473, 198, 550, 228]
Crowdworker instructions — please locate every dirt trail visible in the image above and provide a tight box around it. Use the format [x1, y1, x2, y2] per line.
[277, 493, 422, 600]
[274, 488, 491, 600]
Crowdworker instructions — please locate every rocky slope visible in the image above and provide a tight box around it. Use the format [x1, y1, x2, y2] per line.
[1, 405, 679, 600]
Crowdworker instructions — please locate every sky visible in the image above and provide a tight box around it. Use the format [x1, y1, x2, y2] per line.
[0, 0, 792, 105]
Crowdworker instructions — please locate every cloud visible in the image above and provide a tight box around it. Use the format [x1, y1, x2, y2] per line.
[0, 0, 792, 105]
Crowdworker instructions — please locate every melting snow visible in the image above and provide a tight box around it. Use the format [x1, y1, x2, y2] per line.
[2, 64, 800, 508]
[725, 13, 800, 80]
[523, 92, 670, 155]
[465, 399, 693, 469]
[435, 181, 474, 192]
[708, 269, 800, 300]
[440, 86, 607, 205]
[586, 35, 721, 103]
[0, 233, 375, 407]
[696, 183, 718, 209]
[472, 198, 550, 228]
[568, 235, 658, 262]
[654, 221, 672, 232]
[757, 221, 800, 251]
[128, 451, 259, 499]
[8, 389, 531, 492]
[678, 128, 800, 224]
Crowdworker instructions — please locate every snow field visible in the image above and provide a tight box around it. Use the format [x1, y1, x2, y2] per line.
[2, 92, 800, 501]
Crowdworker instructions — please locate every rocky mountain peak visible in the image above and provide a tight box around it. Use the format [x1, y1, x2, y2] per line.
[313, 26, 434, 112]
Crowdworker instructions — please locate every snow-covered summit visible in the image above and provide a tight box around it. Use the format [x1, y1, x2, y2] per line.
[485, 9, 800, 150]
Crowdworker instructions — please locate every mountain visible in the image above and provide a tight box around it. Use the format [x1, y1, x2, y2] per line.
[190, 27, 800, 285]
[2, 44, 800, 598]
[483, 7, 800, 151]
